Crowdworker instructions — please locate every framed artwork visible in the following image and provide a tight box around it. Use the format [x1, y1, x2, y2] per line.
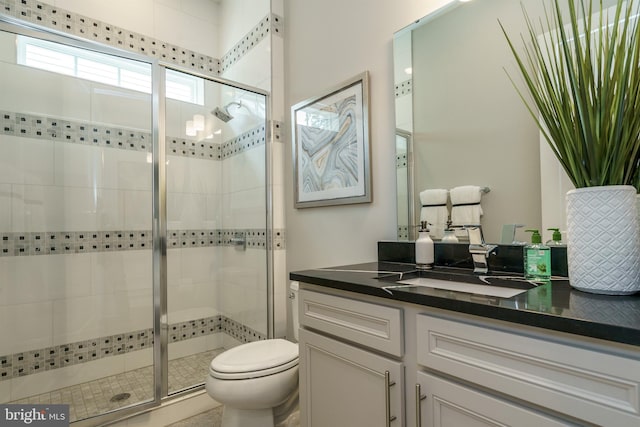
[292, 71, 371, 208]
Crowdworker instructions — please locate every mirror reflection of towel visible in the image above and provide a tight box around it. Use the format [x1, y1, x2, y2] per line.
[419, 189, 448, 239]
[450, 185, 483, 228]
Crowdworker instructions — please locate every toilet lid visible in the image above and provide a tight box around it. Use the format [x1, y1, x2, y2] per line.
[210, 339, 299, 380]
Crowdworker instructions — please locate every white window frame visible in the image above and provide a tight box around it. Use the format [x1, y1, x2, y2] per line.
[16, 35, 204, 105]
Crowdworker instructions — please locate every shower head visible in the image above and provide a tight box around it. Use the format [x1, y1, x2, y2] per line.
[211, 101, 243, 123]
[212, 106, 233, 122]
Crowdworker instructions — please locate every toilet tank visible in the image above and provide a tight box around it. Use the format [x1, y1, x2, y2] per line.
[289, 281, 299, 341]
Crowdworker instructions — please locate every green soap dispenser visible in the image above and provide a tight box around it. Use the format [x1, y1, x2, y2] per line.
[524, 229, 551, 280]
[546, 228, 565, 246]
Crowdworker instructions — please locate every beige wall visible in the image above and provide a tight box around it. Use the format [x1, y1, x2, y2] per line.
[284, 0, 453, 272]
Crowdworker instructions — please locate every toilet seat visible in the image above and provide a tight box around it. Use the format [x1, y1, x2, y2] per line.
[209, 339, 299, 380]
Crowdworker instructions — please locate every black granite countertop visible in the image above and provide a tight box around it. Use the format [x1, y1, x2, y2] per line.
[290, 261, 640, 347]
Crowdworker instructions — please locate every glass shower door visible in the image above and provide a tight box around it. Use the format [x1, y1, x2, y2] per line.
[164, 68, 268, 394]
[0, 28, 155, 422]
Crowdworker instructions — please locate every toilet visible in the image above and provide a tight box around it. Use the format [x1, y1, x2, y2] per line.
[206, 282, 300, 427]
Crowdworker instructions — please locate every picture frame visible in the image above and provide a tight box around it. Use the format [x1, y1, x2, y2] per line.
[292, 71, 371, 208]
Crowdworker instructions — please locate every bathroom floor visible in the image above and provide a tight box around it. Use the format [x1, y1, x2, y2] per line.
[167, 406, 300, 427]
[11, 349, 223, 422]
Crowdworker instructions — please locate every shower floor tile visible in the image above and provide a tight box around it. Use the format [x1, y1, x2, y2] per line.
[11, 348, 223, 423]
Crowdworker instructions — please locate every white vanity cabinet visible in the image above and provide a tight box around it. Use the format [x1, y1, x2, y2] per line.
[415, 313, 640, 427]
[298, 288, 405, 427]
[297, 283, 640, 427]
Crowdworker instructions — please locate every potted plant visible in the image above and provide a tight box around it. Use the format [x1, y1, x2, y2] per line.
[502, 0, 640, 294]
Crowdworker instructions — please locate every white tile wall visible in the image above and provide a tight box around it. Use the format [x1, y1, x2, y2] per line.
[153, 2, 220, 59]
[90, 87, 152, 130]
[0, 253, 92, 306]
[0, 301, 53, 355]
[272, 142, 286, 229]
[50, 290, 152, 346]
[52, 0, 156, 44]
[0, 184, 11, 232]
[219, 0, 270, 54]
[168, 335, 217, 360]
[122, 190, 153, 230]
[0, 137, 55, 186]
[271, 36, 286, 121]
[269, 0, 287, 338]
[221, 188, 267, 229]
[273, 250, 287, 337]
[9, 353, 128, 401]
[0, 63, 92, 121]
[222, 37, 271, 91]
[217, 247, 268, 335]
[223, 145, 266, 194]
[167, 192, 208, 230]
[0, 380, 10, 404]
[90, 250, 152, 294]
[166, 156, 221, 195]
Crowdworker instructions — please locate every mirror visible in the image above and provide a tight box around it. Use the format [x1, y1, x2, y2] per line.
[394, 0, 589, 243]
[396, 129, 413, 241]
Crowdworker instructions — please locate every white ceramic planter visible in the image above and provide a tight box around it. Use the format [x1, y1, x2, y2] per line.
[566, 185, 640, 295]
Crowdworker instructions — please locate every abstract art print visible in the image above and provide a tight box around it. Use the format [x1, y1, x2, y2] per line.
[292, 72, 371, 208]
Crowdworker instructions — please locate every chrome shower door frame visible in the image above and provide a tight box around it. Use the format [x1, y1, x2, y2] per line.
[0, 14, 274, 427]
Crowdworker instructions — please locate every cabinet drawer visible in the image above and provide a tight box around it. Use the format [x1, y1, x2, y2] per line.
[300, 289, 403, 357]
[417, 314, 640, 427]
[417, 372, 575, 426]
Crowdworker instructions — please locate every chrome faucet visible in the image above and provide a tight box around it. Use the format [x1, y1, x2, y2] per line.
[465, 225, 498, 274]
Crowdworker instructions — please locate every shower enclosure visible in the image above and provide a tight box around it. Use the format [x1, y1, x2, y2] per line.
[0, 17, 271, 425]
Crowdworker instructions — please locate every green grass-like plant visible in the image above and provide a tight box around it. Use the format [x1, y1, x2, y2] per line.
[501, 0, 640, 190]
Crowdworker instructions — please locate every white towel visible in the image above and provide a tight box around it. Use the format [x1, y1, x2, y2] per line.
[450, 185, 484, 230]
[419, 189, 448, 239]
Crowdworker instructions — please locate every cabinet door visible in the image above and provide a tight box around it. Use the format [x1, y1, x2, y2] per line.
[299, 328, 404, 427]
[416, 372, 576, 427]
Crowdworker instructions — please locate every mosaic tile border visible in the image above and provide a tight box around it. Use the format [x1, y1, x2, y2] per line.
[272, 229, 286, 250]
[3, 1, 281, 79]
[220, 14, 283, 74]
[221, 124, 267, 159]
[0, 228, 286, 257]
[270, 120, 284, 144]
[167, 229, 269, 250]
[0, 315, 266, 382]
[395, 78, 413, 98]
[2, 0, 220, 75]
[0, 230, 150, 257]
[1, 109, 270, 160]
[0, 110, 152, 152]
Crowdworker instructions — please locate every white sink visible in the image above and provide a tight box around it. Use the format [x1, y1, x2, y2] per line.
[395, 277, 528, 298]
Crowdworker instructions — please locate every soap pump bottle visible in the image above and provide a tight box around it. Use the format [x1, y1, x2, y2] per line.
[524, 229, 551, 280]
[441, 219, 459, 243]
[416, 221, 434, 270]
[546, 228, 565, 246]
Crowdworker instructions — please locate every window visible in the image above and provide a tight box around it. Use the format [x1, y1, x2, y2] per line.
[17, 36, 204, 105]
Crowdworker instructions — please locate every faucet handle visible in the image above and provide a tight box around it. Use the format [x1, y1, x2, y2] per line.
[463, 225, 485, 245]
